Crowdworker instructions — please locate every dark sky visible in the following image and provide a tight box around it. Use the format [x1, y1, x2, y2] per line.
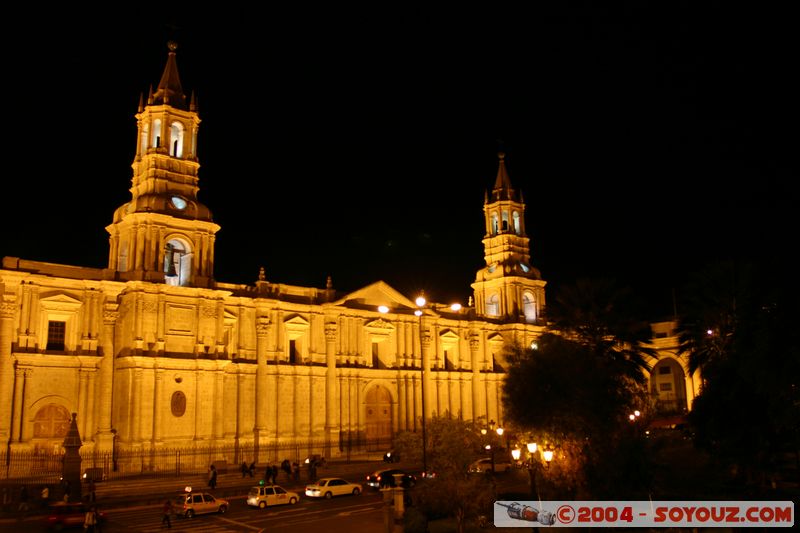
[1, 4, 795, 321]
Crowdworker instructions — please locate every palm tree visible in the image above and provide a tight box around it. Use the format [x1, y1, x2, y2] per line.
[548, 277, 655, 382]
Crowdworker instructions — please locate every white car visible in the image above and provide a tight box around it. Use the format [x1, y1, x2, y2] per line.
[247, 484, 300, 508]
[173, 491, 229, 518]
[305, 477, 363, 499]
[468, 457, 513, 474]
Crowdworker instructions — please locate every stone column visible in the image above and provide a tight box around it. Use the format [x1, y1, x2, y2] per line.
[0, 296, 17, 443]
[398, 376, 406, 431]
[152, 368, 165, 443]
[11, 367, 26, 442]
[78, 370, 89, 438]
[469, 334, 482, 423]
[254, 317, 270, 457]
[96, 305, 118, 453]
[85, 370, 96, 443]
[324, 322, 339, 447]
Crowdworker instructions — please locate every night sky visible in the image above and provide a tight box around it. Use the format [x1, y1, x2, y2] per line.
[1, 4, 795, 321]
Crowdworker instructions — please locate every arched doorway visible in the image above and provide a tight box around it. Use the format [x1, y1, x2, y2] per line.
[32, 403, 71, 453]
[365, 385, 392, 451]
[650, 358, 687, 415]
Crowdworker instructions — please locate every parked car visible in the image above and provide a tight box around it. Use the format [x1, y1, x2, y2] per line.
[365, 468, 416, 490]
[173, 491, 229, 518]
[247, 484, 300, 508]
[305, 477, 362, 499]
[45, 502, 106, 530]
[468, 457, 513, 474]
[82, 467, 105, 482]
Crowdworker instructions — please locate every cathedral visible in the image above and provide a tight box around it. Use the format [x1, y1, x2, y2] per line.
[0, 44, 696, 468]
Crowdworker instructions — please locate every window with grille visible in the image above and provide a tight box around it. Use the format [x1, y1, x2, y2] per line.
[47, 320, 66, 351]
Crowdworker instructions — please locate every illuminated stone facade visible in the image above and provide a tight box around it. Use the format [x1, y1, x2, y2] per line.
[0, 45, 547, 457]
[0, 46, 696, 460]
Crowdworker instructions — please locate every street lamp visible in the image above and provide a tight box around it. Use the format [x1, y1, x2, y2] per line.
[482, 419, 504, 473]
[415, 295, 428, 478]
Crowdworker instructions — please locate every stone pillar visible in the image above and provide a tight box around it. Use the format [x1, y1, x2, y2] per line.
[324, 322, 339, 447]
[85, 370, 96, 443]
[11, 367, 26, 442]
[153, 368, 165, 443]
[96, 305, 118, 453]
[78, 370, 89, 438]
[254, 317, 270, 459]
[0, 296, 17, 443]
[470, 334, 482, 423]
[398, 376, 406, 431]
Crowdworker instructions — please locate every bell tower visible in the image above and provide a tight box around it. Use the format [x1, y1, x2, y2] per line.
[471, 152, 546, 322]
[106, 42, 219, 288]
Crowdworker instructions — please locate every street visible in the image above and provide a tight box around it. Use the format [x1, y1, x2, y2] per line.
[4, 490, 387, 532]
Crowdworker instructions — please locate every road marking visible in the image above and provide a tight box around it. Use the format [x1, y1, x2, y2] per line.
[217, 514, 264, 530]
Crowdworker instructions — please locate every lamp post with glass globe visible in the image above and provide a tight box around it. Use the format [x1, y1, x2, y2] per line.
[414, 294, 430, 477]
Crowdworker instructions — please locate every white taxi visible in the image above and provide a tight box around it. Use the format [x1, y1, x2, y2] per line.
[305, 477, 362, 499]
[247, 484, 300, 508]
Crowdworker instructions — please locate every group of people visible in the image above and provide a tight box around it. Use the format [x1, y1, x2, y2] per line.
[240, 460, 257, 478]
[263, 459, 300, 484]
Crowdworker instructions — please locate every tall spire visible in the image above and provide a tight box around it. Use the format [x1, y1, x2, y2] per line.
[151, 41, 187, 110]
[491, 152, 519, 202]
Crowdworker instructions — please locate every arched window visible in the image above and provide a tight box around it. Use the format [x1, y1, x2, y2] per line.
[33, 404, 71, 439]
[140, 124, 149, 154]
[164, 238, 192, 286]
[491, 213, 499, 235]
[501, 210, 509, 232]
[170, 121, 185, 157]
[523, 292, 537, 323]
[486, 294, 499, 316]
[118, 239, 129, 271]
[152, 119, 162, 148]
[513, 211, 521, 234]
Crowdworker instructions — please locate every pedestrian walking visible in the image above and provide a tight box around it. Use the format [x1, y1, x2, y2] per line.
[208, 464, 217, 490]
[271, 464, 279, 484]
[84, 505, 98, 533]
[18, 485, 29, 513]
[241, 461, 248, 478]
[61, 479, 71, 502]
[292, 462, 300, 481]
[40, 485, 49, 508]
[248, 461, 256, 478]
[281, 459, 291, 481]
[161, 499, 173, 529]
[87, 478, 96, 503]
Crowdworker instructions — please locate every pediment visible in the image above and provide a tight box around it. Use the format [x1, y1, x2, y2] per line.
[283, 314, 310, 327]
[39, 292, 83, 310]
[438, 329, 459, 341]
[331, 281, 418, 313]
[487, 333, 505, 345]
[365, 318, 396, 331]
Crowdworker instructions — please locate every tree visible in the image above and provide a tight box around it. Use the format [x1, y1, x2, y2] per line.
[503, 334, 650, 498]
[549, 277, 656, 382]
[677, 260, 800, 493]
[394, 416, 495, 533]
[503, 277, 655, 498]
